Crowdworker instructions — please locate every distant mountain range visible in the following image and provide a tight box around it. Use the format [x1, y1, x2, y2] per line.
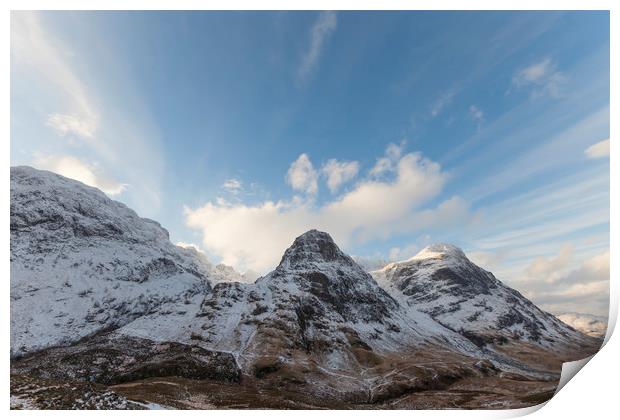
[556, 312, 608, 338]
[10, 166, 603, 409]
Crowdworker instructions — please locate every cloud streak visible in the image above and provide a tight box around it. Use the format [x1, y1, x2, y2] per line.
[11, 11, 165, 217]
[585, 138, 610, 159]
[297, 11, 337, 84]
[12, 13, 100, 143]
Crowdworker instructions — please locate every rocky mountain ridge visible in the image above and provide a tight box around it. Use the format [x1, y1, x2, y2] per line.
[10, 166, 603, 408]
[371, 243, 588, 350]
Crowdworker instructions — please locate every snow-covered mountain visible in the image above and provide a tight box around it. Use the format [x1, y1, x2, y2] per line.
[10, 166, 217, 356]
[11, 166, 603, 408]
[118, 230, 484, 375]
[371, 244, 593, 349]
[556, 312, 608, 338]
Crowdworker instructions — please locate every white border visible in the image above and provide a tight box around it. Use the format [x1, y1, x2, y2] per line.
[2, 2, 616, 419]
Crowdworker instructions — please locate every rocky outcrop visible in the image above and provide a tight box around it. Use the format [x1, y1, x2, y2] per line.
[11, 333, 240, 385]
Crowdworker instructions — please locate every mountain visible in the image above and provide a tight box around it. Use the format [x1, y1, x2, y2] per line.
[556, 312, 608, 338]
[118, 230, 484, 377]
[370, 244, 594, 350]
[10, 166, 216, 357]
[10, 166, 602, 408]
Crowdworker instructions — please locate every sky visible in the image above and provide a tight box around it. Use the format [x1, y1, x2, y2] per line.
[10, 11, 610, 316]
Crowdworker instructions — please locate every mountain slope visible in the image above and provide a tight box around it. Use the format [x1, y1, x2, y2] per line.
[371, 244, 595, 349]
[10, 166, 215, 356]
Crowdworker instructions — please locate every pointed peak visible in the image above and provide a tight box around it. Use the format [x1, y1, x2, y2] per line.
[295, 229, 334, 243]
[277, 229, 351, 269]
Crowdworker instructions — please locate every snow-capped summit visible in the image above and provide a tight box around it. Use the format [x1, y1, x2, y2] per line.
[407, 243, 467, 261]
[371, 245, 595, 349]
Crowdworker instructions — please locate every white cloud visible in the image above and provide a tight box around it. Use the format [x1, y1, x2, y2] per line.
[185, 145, 469, 273]
[369, 141, 404, 176]
[222, 178, 243, 194]
[34, 155, 126, 196]
[286, 153, 319, 196]
[514, 58, 553, 85]
[321, 159, 359, 193]
[46, 113, 96, 139]
[176, 241, 206, 254]
[585, 138, 610, 159]
[514, 247, 610, 316]
[297, 11, 337, 83]
[512, 57, 566, 98]
[558, 250, 609, 286]
[525, 244, 573, 282]
[468, 249, 508, 272]
[469, 105, 485, 123]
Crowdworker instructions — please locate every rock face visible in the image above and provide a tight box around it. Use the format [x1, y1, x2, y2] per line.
[371, 244, 593, 348]
[10, 166, 214, 357]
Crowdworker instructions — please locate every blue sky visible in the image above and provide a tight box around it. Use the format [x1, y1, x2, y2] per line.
[10, 11, 610, 315]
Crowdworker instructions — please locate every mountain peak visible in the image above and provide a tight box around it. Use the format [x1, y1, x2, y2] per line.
[277, 229, 348, 269]
[405, 243, 467, 262]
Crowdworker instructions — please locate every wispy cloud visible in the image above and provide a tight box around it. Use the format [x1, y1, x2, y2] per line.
[469, 105, 485, 124]
[463, 106, 609, 202]
[11, 11, 165, 217]
[511, 57, 567, 98]
[12, 13, 100, 144]
[46, 113, 96, 139]
[369, 141, 405, 176]
[430, 86, 459, 117]
[585, 138, 610, 159]
[297, 11, 337, 84]
[222, 178, 243, 194]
